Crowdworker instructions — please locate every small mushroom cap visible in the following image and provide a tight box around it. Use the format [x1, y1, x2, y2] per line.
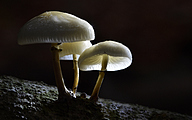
[18, 11, 95, 45]
[78, 41, 132, 71]
[59, 41, 92, 60]
[59, 54, 80, 60]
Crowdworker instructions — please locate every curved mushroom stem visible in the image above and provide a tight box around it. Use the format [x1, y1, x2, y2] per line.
[90, 54, 109, 102]
[51, 43, 74, 100]
[72, 54, 79, 94]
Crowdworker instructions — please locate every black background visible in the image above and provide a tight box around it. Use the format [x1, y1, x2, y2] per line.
[1, 0, 192, 115]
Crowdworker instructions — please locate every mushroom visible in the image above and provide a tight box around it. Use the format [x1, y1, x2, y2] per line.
[18, 11, 95, 100]
[58, 40, 92, 94]
[78, 41, 132, 101]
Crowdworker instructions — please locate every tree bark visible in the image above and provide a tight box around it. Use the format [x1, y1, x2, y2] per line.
[1, 75, 191, 120]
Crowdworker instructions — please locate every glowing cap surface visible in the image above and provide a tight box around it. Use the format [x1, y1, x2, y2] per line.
[78, 41, 132, 71]
[18, 11, 95, 45]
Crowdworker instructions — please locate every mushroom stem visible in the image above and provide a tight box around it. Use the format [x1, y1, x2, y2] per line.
[90, 54, 109, 101]
[51, 43, 72, 100]
[72, 54, 79, 94]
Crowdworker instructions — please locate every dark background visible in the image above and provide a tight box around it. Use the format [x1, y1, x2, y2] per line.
[1, 0, 192, 116]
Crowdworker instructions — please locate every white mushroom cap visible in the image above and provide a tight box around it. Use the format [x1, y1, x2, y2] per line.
[59, 55, 78, 60]
[59, 41, 92, 60]
[18, 11, 95, 45]
[78, 41, 132, 71]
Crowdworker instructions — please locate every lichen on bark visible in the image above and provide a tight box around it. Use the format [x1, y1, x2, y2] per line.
[0, 75, 192, 120]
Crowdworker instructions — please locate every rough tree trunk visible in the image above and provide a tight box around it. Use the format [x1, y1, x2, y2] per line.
[0, 75, 191, 120]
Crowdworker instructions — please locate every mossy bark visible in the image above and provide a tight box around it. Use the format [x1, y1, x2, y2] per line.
[0, 75, 192, 120]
